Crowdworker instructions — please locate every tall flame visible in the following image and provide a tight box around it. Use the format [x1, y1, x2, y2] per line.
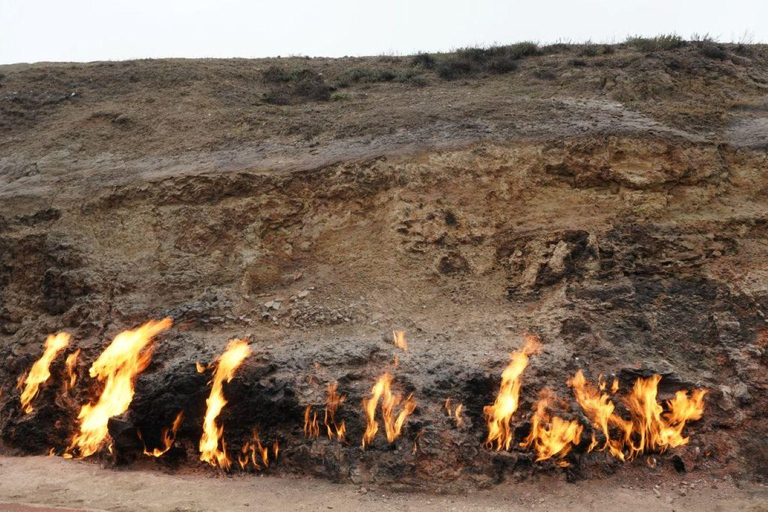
[520, 389, 583, 465]
[69, 319, 171, 457]
[199, 339, 251, 471]
[20, 333, 71, 413]
[484, 335, 542, 450]
[362, 372, 416, 448]
[568, 370, 626, 459]
[324, 382, 346, 441]
[303, 405, 319, 439]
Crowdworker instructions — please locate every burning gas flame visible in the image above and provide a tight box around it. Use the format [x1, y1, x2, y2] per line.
[520, 389, 583, 466]
[393, 331, 407, 353]
[622, 375, 706, 459]
[199, 339, 251, 471]
[445, 398, 464, 427]
[484, 334, 542, 450]
[68, 319, 171, 458]
[237, 429, 277, 471]
[570, 371, 706, 461]
[138, 411, 184, 458]
[324, 382, 346, 441]
[303, 405, 319, 439]
[20, 332, 72, 413]
[362, 372, 416, 448]
[64, 349, 81, 391]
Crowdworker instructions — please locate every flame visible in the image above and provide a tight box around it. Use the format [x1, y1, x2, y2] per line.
[238, 429, 274, 470]
[568, 370, 626, 460]
[139, 411, 184, 458]
[303, 405, 319, 439]
[324, 382, 346, 441]
[484, 335, 542, 450]
[570, 371, 706, 461]
[362, 372, 416, 448]
[445, 398, 464, 427]
[393, 331, 407, 353]
[19, 333, 72, 413]
[622, 375, 706, 459]
[68, 319, 171, 457]
[520, 389, 582, 465]
[199, 339, 251, 471]
[64, 349, 81, 391]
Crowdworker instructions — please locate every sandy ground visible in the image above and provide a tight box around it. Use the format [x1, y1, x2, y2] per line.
[0, 457, 766, 512]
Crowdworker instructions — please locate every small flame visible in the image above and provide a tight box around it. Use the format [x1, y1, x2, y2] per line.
[520, 389, 583, 465]
[139, 411, 184, 458]
[484, 335, 542, 450]
[68, 319, 171, 458]
[196, 361, 206, 373]
[64, 349, 81, 391]
[199, 339, 251, 471]
[20, 333, 71, 413]
[324, 382, 346, 441]
[238, 429, 273, 470]
[303, 405, 319, 439]
[393, 331, 407, 353]
[362, 372, 416, 448]
[445, 398, 464, 427]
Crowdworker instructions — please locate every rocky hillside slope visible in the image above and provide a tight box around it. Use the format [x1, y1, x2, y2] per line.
[0, 41, 766, 487]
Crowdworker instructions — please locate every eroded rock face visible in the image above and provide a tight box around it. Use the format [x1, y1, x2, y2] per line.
[0, 49, 766, 487]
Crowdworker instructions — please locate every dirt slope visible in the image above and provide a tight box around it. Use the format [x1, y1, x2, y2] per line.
[0, 42, 766, 491]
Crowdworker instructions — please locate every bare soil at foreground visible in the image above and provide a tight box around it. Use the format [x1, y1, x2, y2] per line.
[0, 456, 766, 512]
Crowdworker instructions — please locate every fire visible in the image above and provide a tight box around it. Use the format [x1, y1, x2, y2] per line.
[237, 429, 276, 471]
[362, 372, 416, 448]
[622, 375, 706, 459]
[64, 349, 81, 391]
[139, 411, 184, 458]
[569, 370, 626, 459]
[520, 389, 582, 466]
[19, 333, 72, 413]
[324, 382, 346, 441]
[68, 319, 171, 457]
[303, 405, 319, 439]
[199, 339, 251, 471]
[570, 371, 706, 461]
[445, 398, 464, 427]
[393, 331, 407, 353]
[484, 334, 542, 450]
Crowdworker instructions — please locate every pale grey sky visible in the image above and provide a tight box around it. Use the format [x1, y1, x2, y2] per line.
[0, 0, 765, 64]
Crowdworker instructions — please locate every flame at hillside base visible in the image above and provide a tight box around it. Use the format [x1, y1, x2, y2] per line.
[199, 339, 251, 471]
[67, 319, 172, 458]
[520, 389, 583, 466]
[484, 334, 542, 451]
[64, 348, 81, 391]
[139, 411, 185, 458]
[20, 332, 72, 413]
[325, 382, 347, 441]
[362, 372, 416, 448]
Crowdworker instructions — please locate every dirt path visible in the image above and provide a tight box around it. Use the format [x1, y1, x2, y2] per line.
[0, 457, 766, 512]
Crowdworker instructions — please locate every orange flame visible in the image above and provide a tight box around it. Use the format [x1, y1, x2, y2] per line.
[445, 398, 464, 427]
[484, 335, 542, 450]
[238, 429, 274, 470]
[139, 411, 184, 458]
[393, 331, 407, 353]
[199, 339, 251, 471]
[568, 370, 626, 460]
[303, 404, 319, 439]
[622, 375, 706, 459]
[362, 372, 416, 448]
[324, 382, 346, 441]
[520, 389, 582, 465]
[68, 319, 171, 458]
[20, 333, 71, 413]
[64, 349, 81, 391]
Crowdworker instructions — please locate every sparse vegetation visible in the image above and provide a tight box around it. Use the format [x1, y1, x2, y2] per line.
[698, 43, 729, 60]
[410, 52, 436, 69]
[330, 91, 349, 101]
[261, 66, 331, 105]
[434, 42, 540, 80]
[625, 34, 686, 52]
[335, 67, 426, 87]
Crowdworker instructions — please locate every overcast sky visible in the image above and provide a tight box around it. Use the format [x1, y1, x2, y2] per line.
[1, 0, 765, 64]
